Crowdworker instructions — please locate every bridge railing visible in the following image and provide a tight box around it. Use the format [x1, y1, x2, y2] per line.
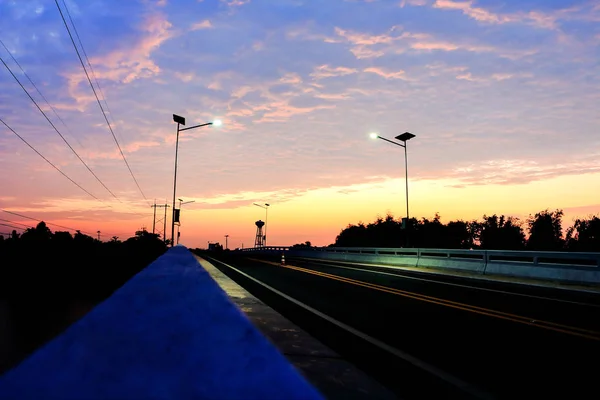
[238, 246, 600, 285]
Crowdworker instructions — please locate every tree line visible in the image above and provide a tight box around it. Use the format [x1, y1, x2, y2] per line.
[333, 209, 600, 252]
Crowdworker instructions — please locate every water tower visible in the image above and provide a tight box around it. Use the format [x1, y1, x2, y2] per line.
[254, 220, 265, 247]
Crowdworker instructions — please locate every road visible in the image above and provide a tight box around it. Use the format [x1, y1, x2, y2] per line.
[200, 252, 600, 399]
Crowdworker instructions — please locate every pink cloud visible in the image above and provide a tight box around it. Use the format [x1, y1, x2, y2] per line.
[174, 71, 195, 82]
[310, 64, 358, 79]
[417, 156, 600, 186]
[432, 0, 569, 30]
[279, 72, 303, 85]
[256, 101, 336, 123]
[62, 13, 175, 108]
[334, 27, 395, 45]
[82, 140, 162, 160]
[363, 67, 407, 79]
[433, 0, 513, 24]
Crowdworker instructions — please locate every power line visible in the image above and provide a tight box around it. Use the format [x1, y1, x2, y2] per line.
[55, 0, 149, 205]
[0, 218, 32, 228]
[60, 0, 114, 126]
[1, 210, 135, 239]
[0, 38, 86, 150]
[1, 209, 94, 235]
[0, 117, 101, 201]
[0, 55, 120, 201]
[0, 222, 26, 231]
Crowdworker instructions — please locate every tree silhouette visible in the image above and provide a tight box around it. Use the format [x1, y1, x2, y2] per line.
[475, 215, 525, 250]
[565, 216, 600, 252]
[527, 209, 564, 251]
[334, 212, 535, 250]
[21, 222, 52, 242]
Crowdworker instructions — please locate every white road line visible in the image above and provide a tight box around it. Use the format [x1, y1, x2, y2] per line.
[206, 255, 493, 400]
[293, 258, 600, 308]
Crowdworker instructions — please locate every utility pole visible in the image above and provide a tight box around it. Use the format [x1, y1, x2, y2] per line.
[225, 234, 229, 250]
[163, 204, 169, 244]
[152, 200, 157, 234]
[97, 230, 101, 241]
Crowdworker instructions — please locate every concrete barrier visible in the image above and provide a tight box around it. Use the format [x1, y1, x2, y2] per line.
[416, 249, 486, 274]
[242, 247, 600, 285]
[0, 246, 323, 400]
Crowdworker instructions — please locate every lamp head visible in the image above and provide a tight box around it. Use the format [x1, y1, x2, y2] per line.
[173, 114, 186, 125]
[395, 132, 416, 142]
[213, 119, 222, 127]
[369, 133, 378, 140]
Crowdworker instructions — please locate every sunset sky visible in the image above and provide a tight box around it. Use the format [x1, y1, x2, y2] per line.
[0, 0, 599, 249]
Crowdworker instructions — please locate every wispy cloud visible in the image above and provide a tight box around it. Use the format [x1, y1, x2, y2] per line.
[363, 67, 407, 80]
[310, 64, 358, 79]
[190, 19, 213, 30]
[62, 13, 175, 109]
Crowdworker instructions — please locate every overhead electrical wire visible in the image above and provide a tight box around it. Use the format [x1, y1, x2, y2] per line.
[0, 223, 25, 231]
[0, 40, 152, 217]
[0, 117, 101, 201]
[1, 210, 136, 239]
[0, 38, 86, 150]
[0, 218, 32, 228]
[60, 0, 114, 126]
[0, 55, 120, 201]
[54, 0, 150, 205]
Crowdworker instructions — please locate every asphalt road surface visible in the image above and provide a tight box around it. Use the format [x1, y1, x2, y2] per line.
[200, 252, 600, 399]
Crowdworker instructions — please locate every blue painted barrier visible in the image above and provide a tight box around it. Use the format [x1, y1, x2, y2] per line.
[0, 246, 323, 400]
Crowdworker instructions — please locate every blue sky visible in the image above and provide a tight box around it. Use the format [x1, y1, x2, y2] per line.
[0, 0, 599, 246]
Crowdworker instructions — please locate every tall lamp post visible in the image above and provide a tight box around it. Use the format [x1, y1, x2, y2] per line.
[171, 114, 221, 247]
[370, 131, 416, 245]
[253, 203, 270, 246]
[176, 198, 196, 245]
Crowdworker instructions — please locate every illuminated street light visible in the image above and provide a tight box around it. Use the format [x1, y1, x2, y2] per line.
[370, 131, 416, 243]
[171, 114, 221, 247]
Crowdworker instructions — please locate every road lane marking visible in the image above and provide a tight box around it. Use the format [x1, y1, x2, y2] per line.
[293, 257, 600, 308]
[249, 258, 600, 341]
[205, 255, 493, 400]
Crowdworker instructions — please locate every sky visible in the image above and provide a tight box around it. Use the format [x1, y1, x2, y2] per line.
[0, 0, 599, 249]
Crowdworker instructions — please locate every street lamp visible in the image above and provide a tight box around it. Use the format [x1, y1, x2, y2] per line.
[370, 131, 416, 242]
[171, 114, 221, 247]
[253, 203, 270, 246]
[176, 198, 195, 244]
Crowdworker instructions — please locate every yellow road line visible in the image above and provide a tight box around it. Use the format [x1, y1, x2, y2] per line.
[249, 258, 600, 341]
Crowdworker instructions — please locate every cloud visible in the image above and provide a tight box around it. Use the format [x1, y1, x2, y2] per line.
[279, 72, 302, 85]
[418, 156, 600, 186]
[221, 0, 251, 6]
[190, 19, 213, 30]
[256, 101, 336, 123]
[81, 140, 162, 160]
[174, 71, 195, 82]
[433, 0, 512, 24]
[310, 64, 358, 79]
[334, 27, 396, 45]
[400, 0, 428, 6]
[62, 13, 175, 108]
[431, 0, 570, 30]
[363, 67, 407, 79]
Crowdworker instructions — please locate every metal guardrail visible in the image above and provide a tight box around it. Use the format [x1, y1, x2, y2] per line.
[238, 246, 600, 284]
